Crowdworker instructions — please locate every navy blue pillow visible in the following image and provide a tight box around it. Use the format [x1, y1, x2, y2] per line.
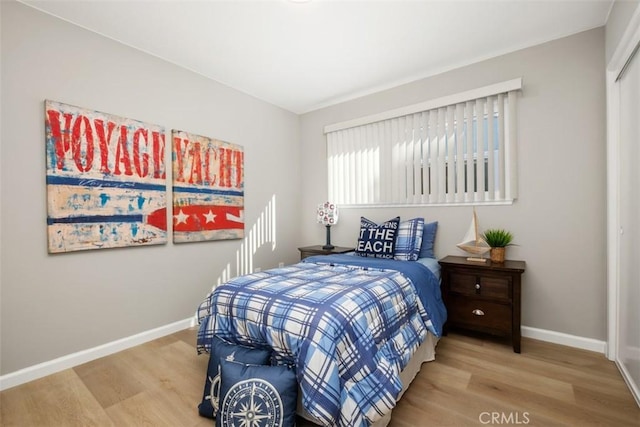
[198, 337, 271, 419]
[419, 221, 438, 259]
[355, 216, 400, 259]
[216, 359, 298, 427]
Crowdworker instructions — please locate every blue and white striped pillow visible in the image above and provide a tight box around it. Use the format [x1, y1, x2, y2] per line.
[394, 217, 425, 261]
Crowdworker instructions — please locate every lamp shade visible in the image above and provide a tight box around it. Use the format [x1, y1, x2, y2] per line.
[316, 202, 338, 226]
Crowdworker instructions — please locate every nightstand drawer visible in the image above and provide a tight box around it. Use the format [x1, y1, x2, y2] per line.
[299, 250, 317, 260]
[298, 245, 355, 260]
[448, 295, 511, 334]
[450, 272, 511, 300]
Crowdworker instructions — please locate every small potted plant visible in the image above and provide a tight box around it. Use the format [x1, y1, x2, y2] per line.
[482, 228, 514, 263]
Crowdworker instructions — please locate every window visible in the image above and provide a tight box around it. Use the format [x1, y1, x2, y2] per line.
[325, 79, 521, 206]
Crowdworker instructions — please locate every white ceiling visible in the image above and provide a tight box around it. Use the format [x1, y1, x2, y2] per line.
[20, 0, 613, 114]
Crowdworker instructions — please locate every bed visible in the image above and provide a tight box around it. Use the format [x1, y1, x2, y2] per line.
[196, 216, 446, 426]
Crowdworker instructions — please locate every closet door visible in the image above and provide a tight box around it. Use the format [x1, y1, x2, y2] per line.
[618, 45, 640, 396]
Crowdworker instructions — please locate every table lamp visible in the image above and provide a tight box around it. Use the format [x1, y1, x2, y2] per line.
[316, 202, 338, 250]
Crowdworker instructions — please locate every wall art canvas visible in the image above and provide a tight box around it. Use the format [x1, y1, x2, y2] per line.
[45, 100, 167, 253]
[171, 129, 244, 243]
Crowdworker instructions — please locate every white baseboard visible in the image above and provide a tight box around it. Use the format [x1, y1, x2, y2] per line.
[616, 358, 640, 407]
[0, 317, 196, 391]
[0, 321, 608, 392]
[521, 326, 606, 354]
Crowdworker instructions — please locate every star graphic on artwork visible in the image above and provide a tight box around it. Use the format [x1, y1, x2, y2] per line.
[204, 210, 217, 223]
[174, 209, 189, 225]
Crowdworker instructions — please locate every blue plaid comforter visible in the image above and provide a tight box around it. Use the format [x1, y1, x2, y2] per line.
[196, 254, 446, 426]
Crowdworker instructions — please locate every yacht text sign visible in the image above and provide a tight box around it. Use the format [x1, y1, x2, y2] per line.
[171, 129, 244, 243]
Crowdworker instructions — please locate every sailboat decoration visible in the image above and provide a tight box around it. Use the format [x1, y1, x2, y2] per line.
[457, 208, 491, 262]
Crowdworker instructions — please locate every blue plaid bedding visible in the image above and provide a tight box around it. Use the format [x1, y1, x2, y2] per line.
[196, 255, 446, 426]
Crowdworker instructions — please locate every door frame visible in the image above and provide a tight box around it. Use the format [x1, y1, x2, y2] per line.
[606, 5, 640, 405]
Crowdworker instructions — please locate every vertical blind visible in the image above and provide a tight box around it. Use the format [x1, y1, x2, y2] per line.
[325, 79, 521, 206]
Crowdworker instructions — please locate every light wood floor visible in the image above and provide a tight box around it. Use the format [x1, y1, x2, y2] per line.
[1, 328, 638, 426]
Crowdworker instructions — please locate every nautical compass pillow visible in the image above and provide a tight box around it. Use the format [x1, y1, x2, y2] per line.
[216, 359, 298, 427]
[198, 337, 271, 419]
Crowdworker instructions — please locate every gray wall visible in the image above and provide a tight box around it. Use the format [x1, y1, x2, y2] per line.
[0, 1, 609, 377]
[300, 28, 607, 341]
[0, 2, 301, 375]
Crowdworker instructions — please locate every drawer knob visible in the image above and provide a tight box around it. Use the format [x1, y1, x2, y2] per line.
[472, 309, 485, 316]
[475, 283, 481, 290]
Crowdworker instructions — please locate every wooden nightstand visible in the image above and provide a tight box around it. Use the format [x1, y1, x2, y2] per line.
[298, 245, 355, 260]
[439, 255, 526, 353]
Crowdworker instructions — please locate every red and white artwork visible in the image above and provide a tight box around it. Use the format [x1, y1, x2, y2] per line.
[171, 129, 244, 243]
[45, 100, 167, 253]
